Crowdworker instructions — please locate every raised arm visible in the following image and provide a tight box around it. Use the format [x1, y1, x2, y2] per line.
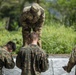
[63, 49, 76, 72]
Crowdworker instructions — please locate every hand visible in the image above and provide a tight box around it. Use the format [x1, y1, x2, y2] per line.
[62, 66, 70, 73]
[63, 66, 67, 71]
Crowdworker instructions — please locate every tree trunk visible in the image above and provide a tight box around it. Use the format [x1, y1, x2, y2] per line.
[5, 17, 14, 31]
[5, 17, 10, 30]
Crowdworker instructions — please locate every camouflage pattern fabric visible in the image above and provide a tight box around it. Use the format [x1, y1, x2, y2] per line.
[16, 44, 49, 75]
[63, 47, 76, 73]
[19, 3, 45, 47]
[0, 47, 15, 75]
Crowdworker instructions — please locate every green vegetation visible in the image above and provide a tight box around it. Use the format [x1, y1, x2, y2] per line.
[0, 21, 76, 54]
[42, 24, 76, 54]
[0, 0, 76, 30]
[0, 25, 22, 54]
[0, 0, 76, 54]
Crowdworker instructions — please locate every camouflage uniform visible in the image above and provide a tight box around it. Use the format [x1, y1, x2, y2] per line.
[63, 46, 76, 73]
[16, 44, 49, 75]
[20, 3, 45, 47]
[0, 47, 15, 75]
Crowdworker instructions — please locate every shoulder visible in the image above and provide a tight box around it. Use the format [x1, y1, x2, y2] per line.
[18, 46, 31, 53]
[71, 47, 76, 55]
[0, 47, 9, 54]
[37, 46, 45, 52]
[33, 46, 46, 54]
[23, 6, 31, 12]
[39, 7, 45, 17]
[40, 6, 44, 11]
[73, 46, 76, 51]
[72, 46, 76, 53]
[38, 47, 48, 57]
[0, 48, 10, 58]
[38, 5, 45, 14]
[23, 45, 30, 48]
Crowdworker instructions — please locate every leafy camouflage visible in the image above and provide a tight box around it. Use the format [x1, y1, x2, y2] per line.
[16, 44, 49, 75]
[63, 46, 76, 73]
[0, 47, 15, 75]
[20, 3, 45, 47]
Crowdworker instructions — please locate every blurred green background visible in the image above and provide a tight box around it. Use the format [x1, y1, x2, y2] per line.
[0, 0, 76, 54]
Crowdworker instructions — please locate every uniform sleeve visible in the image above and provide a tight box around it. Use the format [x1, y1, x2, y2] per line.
[19, 12, 27, 27]
[16, 48, 25, 69]
[65, 50, 76, 72]
[35, 9, 45, 36]
[39, 53, 49, 72]
[16, 50, 22, 69]
[36, 9, 45, 27]
[35, 49, 49, 72]
[4, 54, 15, 69]
[20, 7, 33, 27]
[39, 10, 45, 23]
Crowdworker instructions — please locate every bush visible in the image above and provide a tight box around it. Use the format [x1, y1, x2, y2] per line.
[0, 28, 22, 54]
[0, 22, 76, 54]
[42, 24, 76, 54]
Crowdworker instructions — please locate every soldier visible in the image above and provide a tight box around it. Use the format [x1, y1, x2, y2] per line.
[63, 46, 76, 73]
[20, 3, 45, 47]
[0, 41, 16, 75]
[16, 32, 49, 75]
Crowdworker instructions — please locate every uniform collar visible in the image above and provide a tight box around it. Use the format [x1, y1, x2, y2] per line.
[29, 44, 38, 47]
